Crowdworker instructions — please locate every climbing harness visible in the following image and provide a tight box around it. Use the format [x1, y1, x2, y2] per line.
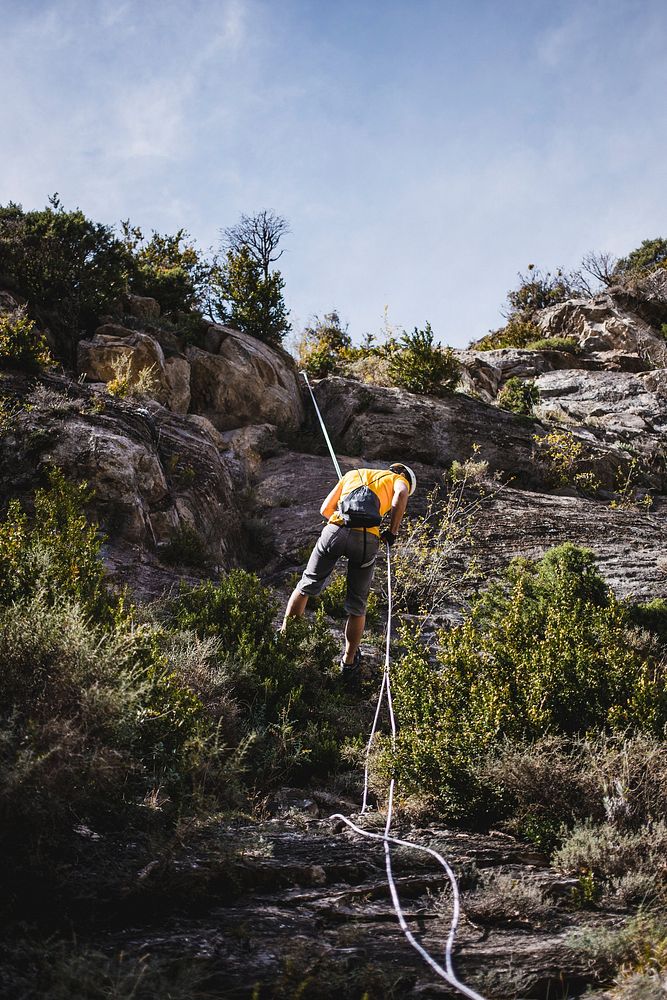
[300, 372, 487, 1000]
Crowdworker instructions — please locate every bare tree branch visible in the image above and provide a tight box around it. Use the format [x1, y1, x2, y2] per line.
[580, 251, 618, 288]
[221, 210, 290, 283]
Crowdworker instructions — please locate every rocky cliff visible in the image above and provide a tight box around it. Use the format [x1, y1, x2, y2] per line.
[3, 277, 667, 999]
[2, 277, 667, 606]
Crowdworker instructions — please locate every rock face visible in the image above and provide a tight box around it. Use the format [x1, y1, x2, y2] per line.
[187, 328, 304, 431]
[457, 347, 595, 400]
[78, 326, 167, 386]
[6, 271, 667, 605]
[123, 293, 161, 325]
[308, 376, 627, 491]
[77, 321, 304, 432]
[310, 376, 540, 484]
[534, 369, 667, 441]
[256, 452, 667, 602]
[109, 817, 624, 1000]
[0, 372, 244, 596]
[537, 290, 667, 365]
[163, 355, 191, 414]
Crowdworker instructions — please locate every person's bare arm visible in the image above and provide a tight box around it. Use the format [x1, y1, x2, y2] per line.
[320, 479, 344, 518]
[388, 480, 409, 535]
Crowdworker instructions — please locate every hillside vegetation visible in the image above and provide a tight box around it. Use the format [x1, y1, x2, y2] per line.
[2, 202, 667, 998]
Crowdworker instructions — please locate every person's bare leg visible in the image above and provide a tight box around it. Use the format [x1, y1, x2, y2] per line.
[343, 613, 365, 664]
[281, 588, 309, 630]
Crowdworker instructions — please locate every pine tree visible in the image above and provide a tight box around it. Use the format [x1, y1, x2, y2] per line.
[215, 246, 290, 345]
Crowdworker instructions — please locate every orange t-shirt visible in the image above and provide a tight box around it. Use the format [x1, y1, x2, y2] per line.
[328, 468, 405, 537]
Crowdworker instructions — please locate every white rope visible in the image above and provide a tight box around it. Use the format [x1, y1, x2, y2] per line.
[334, 545, 487, 1000]
[329, 812, 486, 1000]
[301, 377, 486, 999]
[299, 371, 343, 480]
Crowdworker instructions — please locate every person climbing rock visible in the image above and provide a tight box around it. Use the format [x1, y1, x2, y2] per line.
[282, 463, 417, 683]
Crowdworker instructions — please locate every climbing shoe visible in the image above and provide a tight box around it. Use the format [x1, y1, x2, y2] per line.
[340, 649, 362, 689]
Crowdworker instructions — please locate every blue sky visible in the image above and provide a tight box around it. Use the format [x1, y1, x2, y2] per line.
[2, 0, 666, 346]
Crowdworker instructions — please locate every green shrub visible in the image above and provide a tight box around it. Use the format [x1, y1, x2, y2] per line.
[524, 335, 581, 353]
[386, 323, 460, 396]
[0, 307, 52, 371]
[391, 469, 489, 616]
[473, 267, 573, 350]
[496, 377, 539, 415]
[533, 428, 601, 493]
[297, 311, 352, 377]
[629, 598, 667, 645]
[610, 457, 654, 511]
[506, 266, 573, 315]
[473, 317, 541, 351]
[121, 222, 214, 322]
[166, 574, 356, 785]
[0, 595, 220, 918]
[616, 237, 667, 277]
[378, 545, 667, 819]
[0, 197, 130, 366]
[159, 524, 210, 568]
[0, 468, 111, 620]
[315, 572, 380, 627]
[213, 246, 290, 345]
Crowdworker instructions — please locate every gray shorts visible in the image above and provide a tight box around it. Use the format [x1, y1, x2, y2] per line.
[297, 523, 380, 616]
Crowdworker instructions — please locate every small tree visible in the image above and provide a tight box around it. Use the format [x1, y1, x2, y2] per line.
[387, 323, 460, 396]
[615, 238, 667, 277]
[0, 196, 130, 367]
[0, 307, 52, 371]
[121, 223, 215, 319]
[221, 210, 289, 283]
[473, 266, 573, 351]
[298, 311, 351, 377]
[497, 377, 539, 415]
[505, 265, 573, 317]
[215, 247, 290, 345]
[579, 250, 619, 289]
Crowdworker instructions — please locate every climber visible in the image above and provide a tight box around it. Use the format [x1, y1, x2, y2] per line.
[281, 463, 417, 682]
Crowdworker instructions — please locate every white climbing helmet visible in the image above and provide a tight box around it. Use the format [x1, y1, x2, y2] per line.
[390, 463, 417, 496]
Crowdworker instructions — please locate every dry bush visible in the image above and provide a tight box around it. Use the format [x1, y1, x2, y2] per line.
[106, 354, 160, 400]
[481, 737, 606, 848]
[483, 734, 667, 852]
[391, 463, 497, 616]
[0, 937, 218, 1000]
[161, 630, 241, 731]
[459, 870, 552, 925]
[610, 872, 662, 908]
[344, 352, 394, 386]
[554, 820, 667, 884]
[570, 913, 667, 985]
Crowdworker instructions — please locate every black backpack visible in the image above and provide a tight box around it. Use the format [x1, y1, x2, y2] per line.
[338, 471, 390, 528]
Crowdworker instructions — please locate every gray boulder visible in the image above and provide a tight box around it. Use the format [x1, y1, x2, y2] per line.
[534, 369, 667, 441]
[77, 327, 166, 388]
[187, 328, 304, 431]
[537, 292, 667, 365]
[164, 355, 191, 414]
[123, 293, 161, 324]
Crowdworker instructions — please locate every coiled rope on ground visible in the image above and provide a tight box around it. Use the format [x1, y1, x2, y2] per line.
[300, 372, 487, 1000]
